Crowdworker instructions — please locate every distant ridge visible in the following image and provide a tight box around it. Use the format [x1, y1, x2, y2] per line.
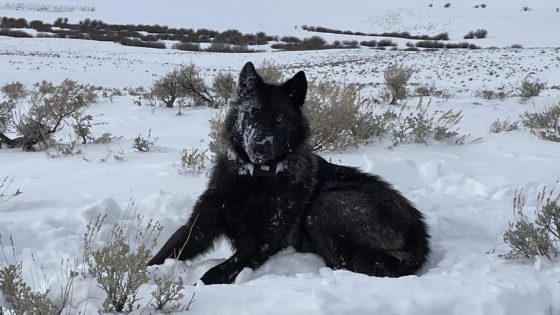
[0, 2, 94, 13]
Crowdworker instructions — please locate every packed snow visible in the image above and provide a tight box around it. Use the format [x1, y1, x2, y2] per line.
[1, 0, 560, 314]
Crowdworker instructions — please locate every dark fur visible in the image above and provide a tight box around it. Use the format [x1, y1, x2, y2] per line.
[148, 62, 430, 284]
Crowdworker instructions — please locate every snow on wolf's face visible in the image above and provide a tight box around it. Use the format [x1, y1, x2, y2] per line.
[226, 62, 309, 165]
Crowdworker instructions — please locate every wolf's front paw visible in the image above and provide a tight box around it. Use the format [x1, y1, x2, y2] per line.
[200, 266, 236, 285]
[146, 255, 166, 266]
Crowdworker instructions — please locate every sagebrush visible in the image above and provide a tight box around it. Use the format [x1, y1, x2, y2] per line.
[1, 81, 27, 100]
[0, 235, 64, 315]
[85, 213, 163, 313]
[382, 64, 414, 105]
[489, 118, 519, 133]
[179, 147, 207, 174]
[503, 184, 560, 260]
[133, 129, 158, 152]
[517, 75, 546, 99]
[255, 60, 284, 83]
[521, 102, 560, 141]
[0, 80, 97, 151]
[304, 81, 373, 151]
[387, 99, 466, 146]
[212, 72, 236, 107]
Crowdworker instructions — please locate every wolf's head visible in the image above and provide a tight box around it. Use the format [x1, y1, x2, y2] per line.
[224, 62, 309, 166]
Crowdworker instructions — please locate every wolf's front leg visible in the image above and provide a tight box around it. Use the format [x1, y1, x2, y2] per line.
[148, 190, 224, 266]
[199, 242, 279, 284]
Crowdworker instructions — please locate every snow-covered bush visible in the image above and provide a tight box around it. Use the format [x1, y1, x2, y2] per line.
[85, 214, 162, 313]
[0, 100, 14, 135]
[382, 63, 414, 105]
[0, 263, 60, 314]
[414, 83, 437, 97]
[517, 75, 546, 99]
[4, 79, 98, 151]
[414, 83, 451, 99]
[475, 86, 511, 99]
[208, 109, 227, 157]
[388, 99, 466, 146]
[256, 60, 284, 83]
[304, 81, 374, 151]
[152, 64, 214, 109]
[503, 184, 560, 260]
[212, 71, 236, 106]
[133, 129, 158, 152]
[151, 71, 185, 108]
[1, 81, 27, 101]
[489, 118, 519, 133]
[175, 64, 214, 107]
[179, 147, 207, 174]
[0, 235, 64, 314]
[521, 102, 560, 141]
[151, 275, 193, 312]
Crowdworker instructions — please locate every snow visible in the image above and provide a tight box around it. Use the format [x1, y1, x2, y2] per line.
[1, 1, 560, 314]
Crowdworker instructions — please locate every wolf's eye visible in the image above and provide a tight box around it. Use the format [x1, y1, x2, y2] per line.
[249, 112, 255, 119]
[275, 114, 283, 123]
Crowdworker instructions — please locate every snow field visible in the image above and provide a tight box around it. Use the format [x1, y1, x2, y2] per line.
[1, 1, 560, 312]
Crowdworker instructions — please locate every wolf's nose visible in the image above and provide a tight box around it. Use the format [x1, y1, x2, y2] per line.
[254, 143, 268, 157]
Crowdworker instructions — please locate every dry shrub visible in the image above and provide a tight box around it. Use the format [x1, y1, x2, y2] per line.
[175, 64, 214, 107]
[489, 118, 519, 133]
[256, 60, 284, 83]
[34, 80, 56, 94]
[93, 132, 121, 144]
[388, 99, 465, 146]
[133, 129, 158, 152]
[382, 64, 414, 105]
[212, 72, 236, 106]
[152, 64, 214, 109]
[206, 43, 260, 53]
[304, 81, 372, 151]
[518, 75, 546, 99]
[0, 235, 63, 315]
[0, 264, 59, 314]
[9, 80, 97, 151]
[151, 276, 193, 312]
[151, 71, 185, 108]
[172, 42, 201, 51]
[0, 100, 14, 134]
[503, 184, 560, 260]
[179, 147, 208, 175]
[475, 88, 509, 100]
[85, 213, 162, 313]
[1, 82, 26, 101]
[521, 102, 560, 141]
[208, 108, 228, 157]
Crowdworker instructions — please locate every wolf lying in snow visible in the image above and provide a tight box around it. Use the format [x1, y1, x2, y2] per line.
[148, 62, 430, 284]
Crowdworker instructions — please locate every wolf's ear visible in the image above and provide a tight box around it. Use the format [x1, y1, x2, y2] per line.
[237, 62, 263, 97]
[281, 71, 307, 108]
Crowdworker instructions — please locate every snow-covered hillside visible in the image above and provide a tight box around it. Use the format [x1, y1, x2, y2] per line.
[2, 0, 560, 47]
[1, 1, 560, 314]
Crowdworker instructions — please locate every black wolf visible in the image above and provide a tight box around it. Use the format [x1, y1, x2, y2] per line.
[148, 62, 430, 284]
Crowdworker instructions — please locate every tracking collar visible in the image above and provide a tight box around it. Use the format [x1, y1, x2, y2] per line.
[227, 148, 286, 177]
[245, 161, 285, 177]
